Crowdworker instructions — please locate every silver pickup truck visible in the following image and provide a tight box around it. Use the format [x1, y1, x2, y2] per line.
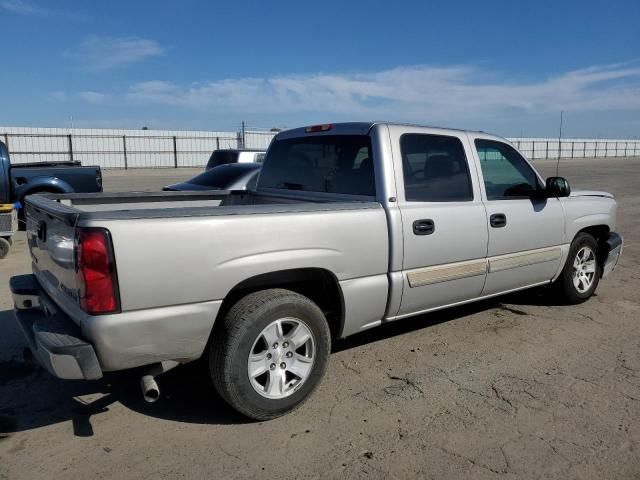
[10, 122, 622, 420]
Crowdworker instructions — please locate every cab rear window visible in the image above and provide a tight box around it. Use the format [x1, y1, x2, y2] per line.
[258, 135, 375, 196]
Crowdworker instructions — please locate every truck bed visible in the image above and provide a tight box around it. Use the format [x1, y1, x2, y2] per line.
[26, 190, 380, 224]
[25, 190, 388, 325]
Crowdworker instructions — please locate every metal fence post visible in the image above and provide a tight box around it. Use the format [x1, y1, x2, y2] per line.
[3, 133, 8, 152]
[571, 141, 574, 158]
[173, 136, 178, 168]
[123, 135, 128, 169]
[68, 134, 74, 161]
[558, 140, 561, 160]
[605, 142, 608, 158]
[545, 140, 549, 159]
[624, 141, 628, 157]
[531, 141, 535, 160]
[216, 136, 220, 150]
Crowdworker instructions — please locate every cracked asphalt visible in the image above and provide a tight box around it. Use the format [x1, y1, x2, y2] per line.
[1, 158, 639, 479]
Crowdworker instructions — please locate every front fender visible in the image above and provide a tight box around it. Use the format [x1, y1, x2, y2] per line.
[560, 196, 617, 241]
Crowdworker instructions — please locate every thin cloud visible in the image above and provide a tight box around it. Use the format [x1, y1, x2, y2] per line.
[77, 91, 109, 104]
[66, 36, 164, 70]
[0, 0, 48, 15]
[121, 62, 640, 122]
[1, 0, 86, 19]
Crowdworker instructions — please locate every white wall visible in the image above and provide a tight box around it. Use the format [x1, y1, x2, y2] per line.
[0, 126, 245, 168]
[1, 126, 638, 168]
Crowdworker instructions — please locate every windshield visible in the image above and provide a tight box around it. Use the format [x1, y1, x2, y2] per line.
[259, 135, 374, 196]
[188, 165, 255, 187]
[206, 150, 239, 169]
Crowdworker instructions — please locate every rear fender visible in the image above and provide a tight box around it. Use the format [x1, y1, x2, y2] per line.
[15, 176, 73, 202]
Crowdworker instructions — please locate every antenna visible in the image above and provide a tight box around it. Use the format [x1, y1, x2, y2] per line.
[556, 111, 563, 176]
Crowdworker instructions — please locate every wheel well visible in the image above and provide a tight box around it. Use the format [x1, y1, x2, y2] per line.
[576, 224, 609, 242]
[216, 268, 345, 340]
[20, 186, 64, 201]
[576, 224, 610, 265]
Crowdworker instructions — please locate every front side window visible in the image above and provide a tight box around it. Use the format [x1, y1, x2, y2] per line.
[475, 139, 542, 200]
[259, 135, 375, 196]
[400, 134, 473, 202]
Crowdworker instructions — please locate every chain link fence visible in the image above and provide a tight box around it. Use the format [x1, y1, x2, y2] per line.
[1, 128, 278, 169]
[1, 127, 638, 168]
[510, 138, 640, 160]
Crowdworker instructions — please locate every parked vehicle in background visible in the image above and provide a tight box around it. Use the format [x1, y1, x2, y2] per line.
[205, 149, 265, 170]
[163, 163, 261, 192]
[10, 122, 622, 421]
[0, 140, 102, 221]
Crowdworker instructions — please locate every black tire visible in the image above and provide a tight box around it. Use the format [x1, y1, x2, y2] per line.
[553, 232, 601, 304]
[0, 237, 9, 259]
[210, 288, 331, 420]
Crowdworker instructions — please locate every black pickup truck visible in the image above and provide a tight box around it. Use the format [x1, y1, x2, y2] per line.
[0, 140, 102, 216]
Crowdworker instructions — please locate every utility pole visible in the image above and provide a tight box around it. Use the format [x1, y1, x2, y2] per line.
[556, 111, 563, 176]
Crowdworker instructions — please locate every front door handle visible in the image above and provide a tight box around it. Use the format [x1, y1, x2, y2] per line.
[413, 219, 435, 235]
[490, 213, 507, 228]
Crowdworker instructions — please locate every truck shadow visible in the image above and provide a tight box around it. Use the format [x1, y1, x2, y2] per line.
[0, 287, 555, 437]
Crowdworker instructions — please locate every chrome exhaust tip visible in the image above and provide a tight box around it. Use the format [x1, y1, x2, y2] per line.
[140, 374, 160, 403]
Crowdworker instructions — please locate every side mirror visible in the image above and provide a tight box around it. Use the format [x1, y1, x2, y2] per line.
[546, 177, 571, 197]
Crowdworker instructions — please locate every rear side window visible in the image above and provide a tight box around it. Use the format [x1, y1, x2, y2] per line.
[400, 134, 473, 202]
[259, 135, 375, 196]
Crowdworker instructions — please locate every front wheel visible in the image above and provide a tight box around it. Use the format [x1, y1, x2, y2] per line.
[210, 289, 331, 420]
[553, 232, 601, 304]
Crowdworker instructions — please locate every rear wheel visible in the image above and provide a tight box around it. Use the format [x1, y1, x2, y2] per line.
[553, 232, 601, 304]
[210, 289, 331, 420]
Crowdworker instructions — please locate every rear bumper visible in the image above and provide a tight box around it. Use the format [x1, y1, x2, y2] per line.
[602, 232, 623, 278]
[11, 273, 222, 377]
[10, 274, 102, 380]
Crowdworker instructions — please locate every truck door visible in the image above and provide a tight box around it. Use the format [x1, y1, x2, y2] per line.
[0, 141, 10, 204]
[390, 126, 489, 318]
[471, 137, 565, 296]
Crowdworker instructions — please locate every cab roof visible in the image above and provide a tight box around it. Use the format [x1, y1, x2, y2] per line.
[275, 122, 505, 142]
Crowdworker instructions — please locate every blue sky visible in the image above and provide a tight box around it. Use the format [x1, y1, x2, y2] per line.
[1, 0, 639, 137]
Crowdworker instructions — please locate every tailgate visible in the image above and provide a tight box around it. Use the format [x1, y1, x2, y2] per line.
[25, 198, 81, 310]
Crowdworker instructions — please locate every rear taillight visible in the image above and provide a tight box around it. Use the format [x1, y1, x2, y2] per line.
[75, 228, 120, 314]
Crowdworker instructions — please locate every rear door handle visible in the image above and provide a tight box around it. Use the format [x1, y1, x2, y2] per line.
[490, 213, 507, 228]
[413, 219, 435, 235]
